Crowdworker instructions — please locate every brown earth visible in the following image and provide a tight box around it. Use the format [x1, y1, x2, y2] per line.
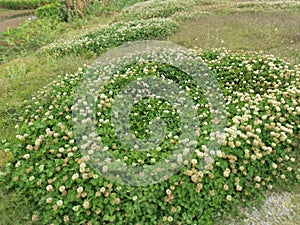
[0, 9, 32, 19]
[0, 9, 33, 32]
[0, 16, 33, 32]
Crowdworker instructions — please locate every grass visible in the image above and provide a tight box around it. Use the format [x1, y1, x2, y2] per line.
[0, 0, 299, 224]
[0, 13, 115, 225]
[0, 7, 9, 12]
[170, 10, 300, 64]
[0, 0, 55, 10]
[0, 13, 115, 172]
[0, 188, 39, 225]
[0, 55, 92, 140]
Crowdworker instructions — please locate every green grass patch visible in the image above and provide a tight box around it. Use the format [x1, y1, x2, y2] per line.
[0, 7, 9, 12]
[0, 0, 56, 10]
[0, 187, 39, 225]
[0, 54, 92, 141]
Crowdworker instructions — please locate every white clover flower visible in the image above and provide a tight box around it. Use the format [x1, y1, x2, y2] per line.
[77, 187, 84, 193]
[196, 151, 204, 158]
[290, 157, 295, 162]
[236, 185, 242, 191]
[16, 135, 25, 141]
[214, 150, 222, 158]
[167, 216, 173, 222]
[15, 161, 21, 168]
[59, 186, 66, 192]
[226, 195, 232, 201]
[166, 189, 172, 195]
[23, 154, 30, 160]
[46, 197, 52, 204]
[223, 168, 230, 177]
[191, 159, 197, 165]
[63, 216, 69, 222]
[80, 163, 86, 169]
[79, 167, 85, 173]
[100, 187, 106, 193]
[46, 185, 53, 192]
[184, 160, 189, 165]
[133, 196, 138, 201]
[26, 145, 33, 150]
[83, 200, 90, 209]
[235, 141, 241, 147]
[272, 163, 278, 169]
[39, 165, 44, 172]
[223, 184, 229, 191]
[56, 200, 63, 206]
[72, 173, 79, 180]
[254, 176, 261, 182]
[82, 173, 89, 179]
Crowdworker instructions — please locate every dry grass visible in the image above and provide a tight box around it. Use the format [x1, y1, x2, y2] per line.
[170, 11, 300, 64]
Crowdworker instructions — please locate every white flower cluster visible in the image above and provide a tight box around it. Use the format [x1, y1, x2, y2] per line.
[117, 0, 202, 21]
[42, 18, 178, 57]
[3, 44, 299, 224]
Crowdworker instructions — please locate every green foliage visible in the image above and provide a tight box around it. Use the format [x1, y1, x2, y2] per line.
[0, 18, 65, 62]
[0, 0, 299, 224]
[35, 2, 67, 21]
[0, 49, 299, 224]
[42, 18, 179, 56]
[0, 0, 56, 10]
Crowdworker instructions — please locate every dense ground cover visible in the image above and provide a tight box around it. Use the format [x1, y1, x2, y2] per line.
[1, 44, 299, 225]
[0, 0, 299, 224]
[42, 18, 178, 56]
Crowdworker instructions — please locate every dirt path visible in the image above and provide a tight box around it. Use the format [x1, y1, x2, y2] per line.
[0, 9, 34, 32]
[0, 9, 33, 19]
[0, 16, 33, 32]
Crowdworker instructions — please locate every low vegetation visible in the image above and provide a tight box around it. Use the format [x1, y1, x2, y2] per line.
[0, 0, 299, 224]
[0, 0, 56, 10]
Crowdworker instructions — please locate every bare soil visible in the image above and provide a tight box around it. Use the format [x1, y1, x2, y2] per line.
[0, 9, 33, 32]
[0, 16, 33, 32]
[0, 9, 32, 19]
